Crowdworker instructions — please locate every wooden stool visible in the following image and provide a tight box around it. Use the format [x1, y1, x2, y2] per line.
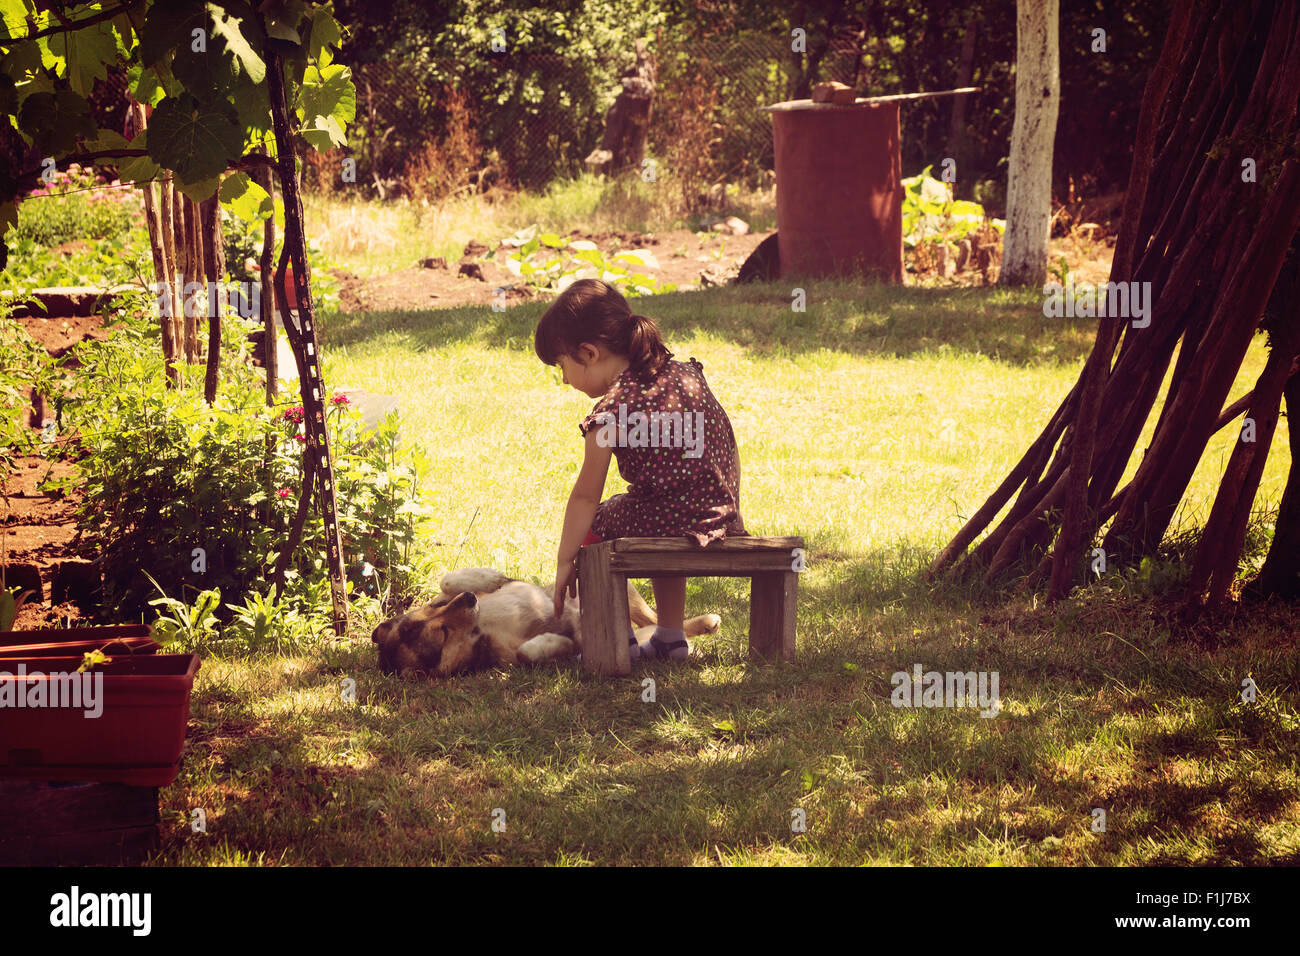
[576, 536, 804, 675]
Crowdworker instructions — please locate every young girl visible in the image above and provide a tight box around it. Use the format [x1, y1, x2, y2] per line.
[535, 279, 745, 660]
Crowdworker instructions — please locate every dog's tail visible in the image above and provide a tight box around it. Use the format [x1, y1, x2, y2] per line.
[441, 568, 513, 598]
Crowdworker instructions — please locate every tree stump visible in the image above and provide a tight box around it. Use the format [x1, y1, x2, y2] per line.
[584, 39, 655, 177]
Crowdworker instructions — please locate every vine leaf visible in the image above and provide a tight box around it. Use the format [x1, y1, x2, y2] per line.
[207, 4, 266, 84]
[140, 0, 210, 68]
[127, 62, 167, 107]
[296, 63, 353, 150]
[148, 93, 244, 188]
[305, 8, 342, 62]
[115, 130, 162, 185]
[18, 90, 96, 155]
[40, 20, 119, 96]
[220, 170, 273, 222]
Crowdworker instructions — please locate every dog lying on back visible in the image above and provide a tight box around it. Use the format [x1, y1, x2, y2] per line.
[371, 568, 722, 677]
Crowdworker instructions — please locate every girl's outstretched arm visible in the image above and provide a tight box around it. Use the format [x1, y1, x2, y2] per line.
[554, 428, 613, 614]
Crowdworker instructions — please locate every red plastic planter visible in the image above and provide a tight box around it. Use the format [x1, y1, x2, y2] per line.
[0, 653, 200, 786]
[0, 624, 160, 660]
[0, 637, 160, 658]
[0, 624, 153, 647]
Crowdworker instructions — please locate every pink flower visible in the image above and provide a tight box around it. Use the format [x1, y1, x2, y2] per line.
[277, 488, 291, 498]
[331, 394, 350, 405]
[294, 434, 306, 443]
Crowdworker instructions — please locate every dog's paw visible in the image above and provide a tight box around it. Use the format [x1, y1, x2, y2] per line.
[441, 568, 511, 598]
[517, 632, 576, 665]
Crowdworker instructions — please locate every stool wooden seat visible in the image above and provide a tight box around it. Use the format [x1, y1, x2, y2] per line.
[576, 536, 804, 675]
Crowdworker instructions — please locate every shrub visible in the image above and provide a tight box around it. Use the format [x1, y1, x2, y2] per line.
[5, 164, 141, 247]
[62, 306, 433, 626]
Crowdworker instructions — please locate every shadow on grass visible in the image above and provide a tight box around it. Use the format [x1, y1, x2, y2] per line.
[317, 280, 1098, 368]
[153, 566, 1300, 865]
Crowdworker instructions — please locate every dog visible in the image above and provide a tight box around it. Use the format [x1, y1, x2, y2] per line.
[371, 568, 721, 677]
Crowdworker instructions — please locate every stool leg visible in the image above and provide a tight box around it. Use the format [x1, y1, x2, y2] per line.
[577, 541, 632, 676]
[749, 571, 797, 662]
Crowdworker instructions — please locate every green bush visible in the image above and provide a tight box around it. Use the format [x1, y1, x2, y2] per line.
[5, 164, 141, 247]
[902, 166, 1005, 249]
[62, 302, 433, 627]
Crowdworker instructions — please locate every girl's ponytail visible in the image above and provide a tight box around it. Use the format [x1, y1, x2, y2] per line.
[626, 313, 673, 378]
[534, 279, 673, 377]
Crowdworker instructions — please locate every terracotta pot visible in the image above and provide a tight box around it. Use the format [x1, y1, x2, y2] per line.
[0, 654, 201, 786]
[0, 624, 159, 659]
[0, 624, 152, 647]
[0, 637, 160, 658]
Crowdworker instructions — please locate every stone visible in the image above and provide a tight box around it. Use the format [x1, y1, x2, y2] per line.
[955, 239, 972, 272]
[736, 233, 780, 283]
[419, 257, 447, 270]
[811, 81, 855, 105]
[51, 560, 100, 608]
[458, 262, 485, 281]
[1, 563, 43, 604]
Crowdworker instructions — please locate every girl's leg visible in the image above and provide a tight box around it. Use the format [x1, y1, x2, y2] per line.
[651, 577, 686, 631]
[645, 577, 689, 661]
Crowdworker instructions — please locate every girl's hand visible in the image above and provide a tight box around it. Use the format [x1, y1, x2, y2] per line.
[554, 560, 578, 617]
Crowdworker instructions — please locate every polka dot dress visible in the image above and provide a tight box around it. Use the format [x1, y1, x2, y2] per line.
[579, 358, 746, 546]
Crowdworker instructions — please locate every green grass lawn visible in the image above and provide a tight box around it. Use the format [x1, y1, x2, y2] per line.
[152, 281, 1300, 865]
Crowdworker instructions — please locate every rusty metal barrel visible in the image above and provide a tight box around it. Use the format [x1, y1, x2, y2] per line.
[761, 90, 975, 283]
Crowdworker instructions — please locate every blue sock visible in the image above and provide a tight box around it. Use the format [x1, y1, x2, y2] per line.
[646, 626, 688, 662]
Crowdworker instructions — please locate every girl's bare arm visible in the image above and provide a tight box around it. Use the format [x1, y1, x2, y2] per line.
[557, 428, 613, 569]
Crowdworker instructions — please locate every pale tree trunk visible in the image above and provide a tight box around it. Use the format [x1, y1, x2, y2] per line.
[1000, 0, 1060, 286]
[157, 174, 182, 387]
[201, 192, 223, 405]
[949, 11, 978, 200]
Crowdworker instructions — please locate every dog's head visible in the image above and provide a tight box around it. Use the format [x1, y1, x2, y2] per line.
[371, 591, 487, 677]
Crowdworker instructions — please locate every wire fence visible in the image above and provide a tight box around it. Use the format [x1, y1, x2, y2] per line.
[334, 30, 800, 200]
[31, 27, 919, 203]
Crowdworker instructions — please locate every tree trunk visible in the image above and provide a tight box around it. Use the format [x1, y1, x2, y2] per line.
[1249, 236, 1300, 600]
[999, 0, 1060, 286]
[128, 98, 181, 388]
[202, 191, 223, 405]
[265, 43, 350, 637]
[183, 194, 201, 365]
[157, 175, 182, 387]
[256, 164, 278, 403]
[585, 39, 655, 177]
[949, 11, 978, 200]
[937, 0, 1300, 611]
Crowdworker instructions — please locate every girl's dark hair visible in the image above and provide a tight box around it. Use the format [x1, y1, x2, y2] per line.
[534, 279, 672, 379]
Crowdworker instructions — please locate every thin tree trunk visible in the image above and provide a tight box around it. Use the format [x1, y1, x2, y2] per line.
[999, 0, 1060, 286]
[1188, 323, 1300, 606]
[257, 164, 278, 537]
[158, 175, 182, 387]
[939, 0, 1300, 608]
[202, 191, 223, 405]
[949, 11, 978, 200]
[1252, 368, 1300, 599]
[266, 44, 350, 637]
[130, 98, 181, 387]
[184, 194, 202, 365]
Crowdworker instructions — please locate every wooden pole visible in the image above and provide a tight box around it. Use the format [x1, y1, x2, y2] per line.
[265, 44, 350, 637]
